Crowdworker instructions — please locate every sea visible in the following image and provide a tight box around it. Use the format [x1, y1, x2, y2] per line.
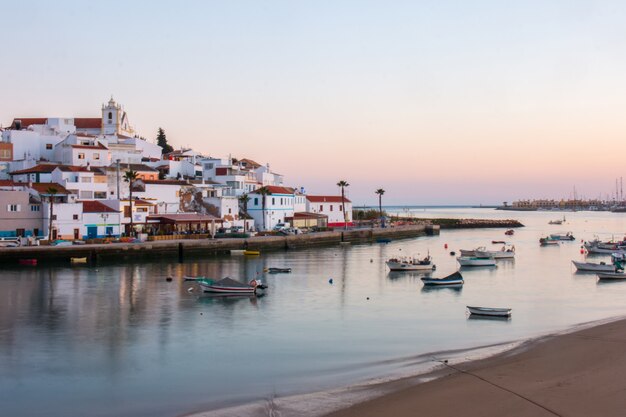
[2, 207, 626, 417]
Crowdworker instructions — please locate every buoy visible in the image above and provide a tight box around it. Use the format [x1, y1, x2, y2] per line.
[328, 278, 333, 284]
[200, 312, 203, 315]
[370, 259, 373, 263]
[449, 251, 455, 256]
[166, 277, 173, 282]
[444, 243, 448, 249]
[580, 249, 584, 254]
[366, 297, 370, 300]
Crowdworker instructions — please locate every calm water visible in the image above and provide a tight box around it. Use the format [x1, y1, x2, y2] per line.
[2, 208, 626, 416]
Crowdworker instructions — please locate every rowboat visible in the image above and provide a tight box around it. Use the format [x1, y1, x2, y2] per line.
[597, 272, 626, 280]
[266, 267, 292, 273]
[467, 306, 512, 317]
[421, 271, 464, 286]
[386, 255, 435, 271]
[198, 277, 267, 294]
[572, 260, 619, 273]
[70, 257, 87, 264]
[457, 256, 496, 266]
[230, 249, 246, 255]
[243, 250, 260, 256]
[18, 259, 37, 266]
[550, 232, 575, 241]
[548, 219, 563, 225]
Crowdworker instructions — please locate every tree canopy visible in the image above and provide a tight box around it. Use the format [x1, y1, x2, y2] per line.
[156, 127, 174, 154]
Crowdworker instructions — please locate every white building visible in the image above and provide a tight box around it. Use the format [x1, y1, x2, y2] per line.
[131, 179, 188, 214]
[306, 195, 353, 228]
[248, 186, 295, 230]
[81, 200, 121, 239]
[51, 166, 108, 200]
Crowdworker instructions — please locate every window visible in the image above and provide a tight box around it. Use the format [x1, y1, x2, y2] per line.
[94, 153, 100, 160]
[0, 149, 11, 158]
[7, 204, 19, 212]
[339, 205, 343, 211]
[79, 191, 93, 199]
[73, 214, 79, 220]
[254, 198, 258, 205]
[204, 163, 214, 169]
[108, 112, 112, 121]
[80, 177, 91, 183]
[52, 215, 57, 220]
[228, 208, 232, 214]
[136, 207, 147, 212]
[46, 144, 53, 150]
[30, 205, 40, 212]
[94, 192, 106, 199]
[78, 153, 85, 160]
[330, 205, 333, 211]
[320, 205, 323, 212]
[280, 198, 283, 205]
[272, 198, 275, 205]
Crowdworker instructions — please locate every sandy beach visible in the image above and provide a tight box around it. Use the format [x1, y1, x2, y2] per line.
[325, 317, 626, 417]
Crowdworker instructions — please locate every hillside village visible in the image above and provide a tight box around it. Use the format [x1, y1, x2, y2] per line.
[0, 98, 352, 242]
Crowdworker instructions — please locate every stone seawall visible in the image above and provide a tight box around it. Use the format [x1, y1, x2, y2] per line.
[0, 224, 439, 266]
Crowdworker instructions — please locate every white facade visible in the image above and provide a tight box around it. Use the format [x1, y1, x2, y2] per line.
[306, 196, 353, 227]
[248, 187, 295, 230]
[53, 135, 110, 167]
[51, 167, 108, 200]
[42, 202, 83, 240]
[132, 180, 185, 214]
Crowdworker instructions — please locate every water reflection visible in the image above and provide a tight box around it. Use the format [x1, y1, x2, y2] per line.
[420, 284, 464, 294]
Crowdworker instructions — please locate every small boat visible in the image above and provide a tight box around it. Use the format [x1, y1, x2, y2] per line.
[550, 232, 575, 241]
[597, 272, 626, 280]
[230, 249, 246, 255]
[18, 259, 37, 266]
[243, 250, 260, 256]
[198, 277, 267, 294]
[467, 306, 512, 317]
[539, 237, 559, 246]
[386, 255, 436, 271]
[51, 240, 72, 247]
[572, 260, 620, 273]
[475, 245, 515, 259]
[266, 267, 292, 273]
[421, 271, 464, 286]
[492, 240, 506, 244]
[70, 257, 87, 264]
[459, 247, 486, 257]
[504, 229, 515, 236]
[457, 256, 496, 266]
[376, 238, 392, 244]
[548, 219, 563, 225]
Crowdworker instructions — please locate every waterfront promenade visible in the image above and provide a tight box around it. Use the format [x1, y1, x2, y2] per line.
[0, 224, 440, 264]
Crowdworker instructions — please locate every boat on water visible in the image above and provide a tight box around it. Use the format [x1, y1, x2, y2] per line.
[243, 250, 260, 256]
[386, 255, 435, 271]
[198, 277, 267, 294]
[70, 257, 87, 264]
[459, 247, 485, 257]
[492, 240, 506, 244]
[467, 306, 512, 317]
[457, 256, 496, 266]
[539, 237, 559, 246]
[548, 220, 563, 225]
[504, 229, 515, 236]
[550, 232, 575, 241]
[266, 267, 292, 273]
[421, 271, 464, 286]
[475, 245, 515, 259]
[572, 260, 620, 273]
[597, 272, 626, 280]
[18, 259, 37, 266]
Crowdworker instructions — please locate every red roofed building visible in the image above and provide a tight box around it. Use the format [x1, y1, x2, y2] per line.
[81, 200, 121, 239]
[306, 195, 353, 228]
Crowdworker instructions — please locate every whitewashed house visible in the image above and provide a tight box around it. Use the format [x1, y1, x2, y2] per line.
[81, 200, 121, 239]
[131, 179, 188, 214]
[248, 186, 295, 230]
[10, 163, 58, 183]
[51, 166, 108, 200]
[34, 183, 82, 240]
[306, 195, 353, 228]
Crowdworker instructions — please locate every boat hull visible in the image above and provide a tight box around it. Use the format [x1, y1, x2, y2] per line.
[572, 261, 616, 272]
[467, 306, 511, 317]
[457, 257, 496, 266]
[386, 261, 434, 271]
[199, 283, 256, 294]
[597, 272, 626, 280]
[474, 250, 515, 259]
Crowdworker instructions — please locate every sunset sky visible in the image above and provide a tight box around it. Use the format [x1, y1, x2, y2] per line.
[2, 1, 626, 205]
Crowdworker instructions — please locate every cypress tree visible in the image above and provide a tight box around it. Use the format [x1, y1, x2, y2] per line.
[156, 127, 174, 154]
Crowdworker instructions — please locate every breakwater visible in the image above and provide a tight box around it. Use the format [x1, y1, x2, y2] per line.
[397, 218, 524, 229]
[0, 224, 439, 265]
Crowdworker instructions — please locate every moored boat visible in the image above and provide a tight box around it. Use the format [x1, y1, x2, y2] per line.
[243, 250, 260, 256]
[70, 257, 87, 264]
[198, 277, 267, 294]
[457, 256, 496, 267]
[597, 272, 626, 280]
[550, 232, 575, 241]
[572, 260, 620, 273]
[376, 238, 392, 244]
[386, 255, 435, 271]
[504, 229, 515, 236]
[467, 306, 512, 317]
[459, 247, 486, 257]
[540, 237, 559, 246]
[475, 245, 515, 259]
[266, 267, 292, 273]
[421, 271, 464, 286]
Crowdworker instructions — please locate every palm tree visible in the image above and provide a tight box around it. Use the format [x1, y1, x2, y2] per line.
[337, 180, 349, 229]
[375, 188, 385, 226]
[238, 193, 250, 216]
[46, 186, 58, 241]
[123, 169, 139, 236]
[256, 186, 271, 230]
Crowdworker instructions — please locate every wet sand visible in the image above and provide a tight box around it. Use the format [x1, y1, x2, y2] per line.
[325, 318, 626, 417]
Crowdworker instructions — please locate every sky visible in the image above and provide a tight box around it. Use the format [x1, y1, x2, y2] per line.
[2, 0, 626, 205]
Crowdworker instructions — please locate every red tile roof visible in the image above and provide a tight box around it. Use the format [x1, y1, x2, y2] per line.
[73, 118, 102, 129]
[10, 164, 59, 175]
[10, 118, 47, 129]
[56, 165, 93, 173]
[147, 213, 222, 223]
[30, 183, 71, 195]
[81, 201, 119, 213]
[306, 195, 352, 203]
[252, 186, 295, 195]
[141, 180, 189, 185]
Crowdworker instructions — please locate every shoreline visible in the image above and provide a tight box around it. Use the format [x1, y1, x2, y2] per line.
[183, 315, 626, 417]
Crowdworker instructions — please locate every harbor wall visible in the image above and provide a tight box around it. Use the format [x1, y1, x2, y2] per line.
[0, 224, 439, 265]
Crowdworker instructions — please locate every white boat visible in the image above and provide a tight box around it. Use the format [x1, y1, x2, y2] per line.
[459, 247, 485, 257]
[198, 277, 267, 294]
[421, 271, 464, 286]
[386, 255, 435, 271]
[467, 306, 512, 317]
[475, 245, 515, 259]
[457, 256, 496, 266]
[540, 237, 559, 246]
[550, 232, 575, 241]
[597, 272, 626, 280]
[572, 261, 618, 272]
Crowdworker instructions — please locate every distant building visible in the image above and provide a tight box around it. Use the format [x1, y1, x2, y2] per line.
[248, 186, 295, 230]
[306, 195, 353, 228]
